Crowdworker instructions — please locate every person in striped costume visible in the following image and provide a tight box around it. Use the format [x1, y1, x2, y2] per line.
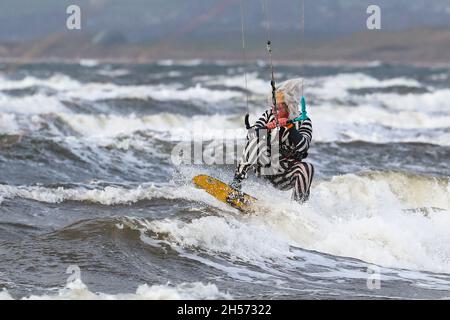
[231, 86, 314, 203]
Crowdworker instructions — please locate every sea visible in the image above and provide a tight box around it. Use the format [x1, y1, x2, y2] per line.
[0, 59, 449, 299]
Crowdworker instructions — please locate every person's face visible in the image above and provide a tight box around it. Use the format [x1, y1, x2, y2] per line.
[277, 102, 289, 118]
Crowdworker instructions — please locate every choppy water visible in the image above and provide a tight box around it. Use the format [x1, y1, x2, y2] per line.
[0, 60, 449, 300]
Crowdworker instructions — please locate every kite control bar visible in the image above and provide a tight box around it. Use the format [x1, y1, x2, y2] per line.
[244, 96, 309, 131]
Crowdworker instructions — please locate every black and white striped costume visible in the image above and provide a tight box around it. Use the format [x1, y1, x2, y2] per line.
[234, 109, 314, 203]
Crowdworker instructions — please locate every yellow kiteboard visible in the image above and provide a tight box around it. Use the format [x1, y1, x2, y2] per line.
[192, 174, 257, 213]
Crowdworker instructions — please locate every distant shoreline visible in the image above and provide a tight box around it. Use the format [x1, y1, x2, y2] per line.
[1, 57, 449, 68]
[1, 27, 449, 68]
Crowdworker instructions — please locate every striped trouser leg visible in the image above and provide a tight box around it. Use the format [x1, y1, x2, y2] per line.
[266, 161, 314, 203]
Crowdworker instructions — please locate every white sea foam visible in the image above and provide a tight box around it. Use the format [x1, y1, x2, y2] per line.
[62, 82, 241, 102]
[369, 89, 450, 113]
[292, 173, 450, 274]
[0, 113, 19, 133]
[0, 74, 241, 103]
[55, 106, 450, 146]
[135, 171, 450, 275]
[0, 289, 13, 300]
[0, 93, 70, 114]
[156, 60, 175, 66]
[196, 72, 270, 95]
[0, 74, 81, 91]
[143, 215, 294, 262]
[96, 69, 131, 77]
[2, 279, 230, 300]
[308, 73, 423, 100]
[429, 73, 449, 81]
[311, 103, 450, 145]
[156, 59, 204, 67]
[79, 59, 99, 67]
[57, 112, 246, 140]
[0, 184, 178, 205]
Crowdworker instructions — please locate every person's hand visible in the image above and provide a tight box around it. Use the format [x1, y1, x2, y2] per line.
[266, 118, 289, 129]
[266, 121, 276, 129]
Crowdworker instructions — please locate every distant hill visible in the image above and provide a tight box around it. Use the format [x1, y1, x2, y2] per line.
[1, 27, 449, 65]
[297, 28, 450, 64]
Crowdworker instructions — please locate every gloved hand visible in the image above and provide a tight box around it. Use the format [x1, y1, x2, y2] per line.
[267, 118, 289, 129]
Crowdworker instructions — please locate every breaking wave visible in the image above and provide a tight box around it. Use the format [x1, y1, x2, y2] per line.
[1, 279, 231, 300]
[56, 110, 450, 146]
[126, 171, 450, 275]
[0, 74, 241, 103]
[3, 171, 448, 274]
[0, 183, 188, 205]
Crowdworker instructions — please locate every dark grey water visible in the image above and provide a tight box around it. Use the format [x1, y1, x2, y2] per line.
[0, 61, 449, 299]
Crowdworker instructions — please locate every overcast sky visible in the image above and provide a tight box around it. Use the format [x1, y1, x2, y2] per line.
[1, 0, 449, 42]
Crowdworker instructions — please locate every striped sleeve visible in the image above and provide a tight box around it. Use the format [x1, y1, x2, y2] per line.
[254, 109, 272, 128]
[235, 110, 273, 180]
[287, 118, 312, 154]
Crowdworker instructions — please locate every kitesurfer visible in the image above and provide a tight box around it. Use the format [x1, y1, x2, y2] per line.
[231, 85, 314, 203]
